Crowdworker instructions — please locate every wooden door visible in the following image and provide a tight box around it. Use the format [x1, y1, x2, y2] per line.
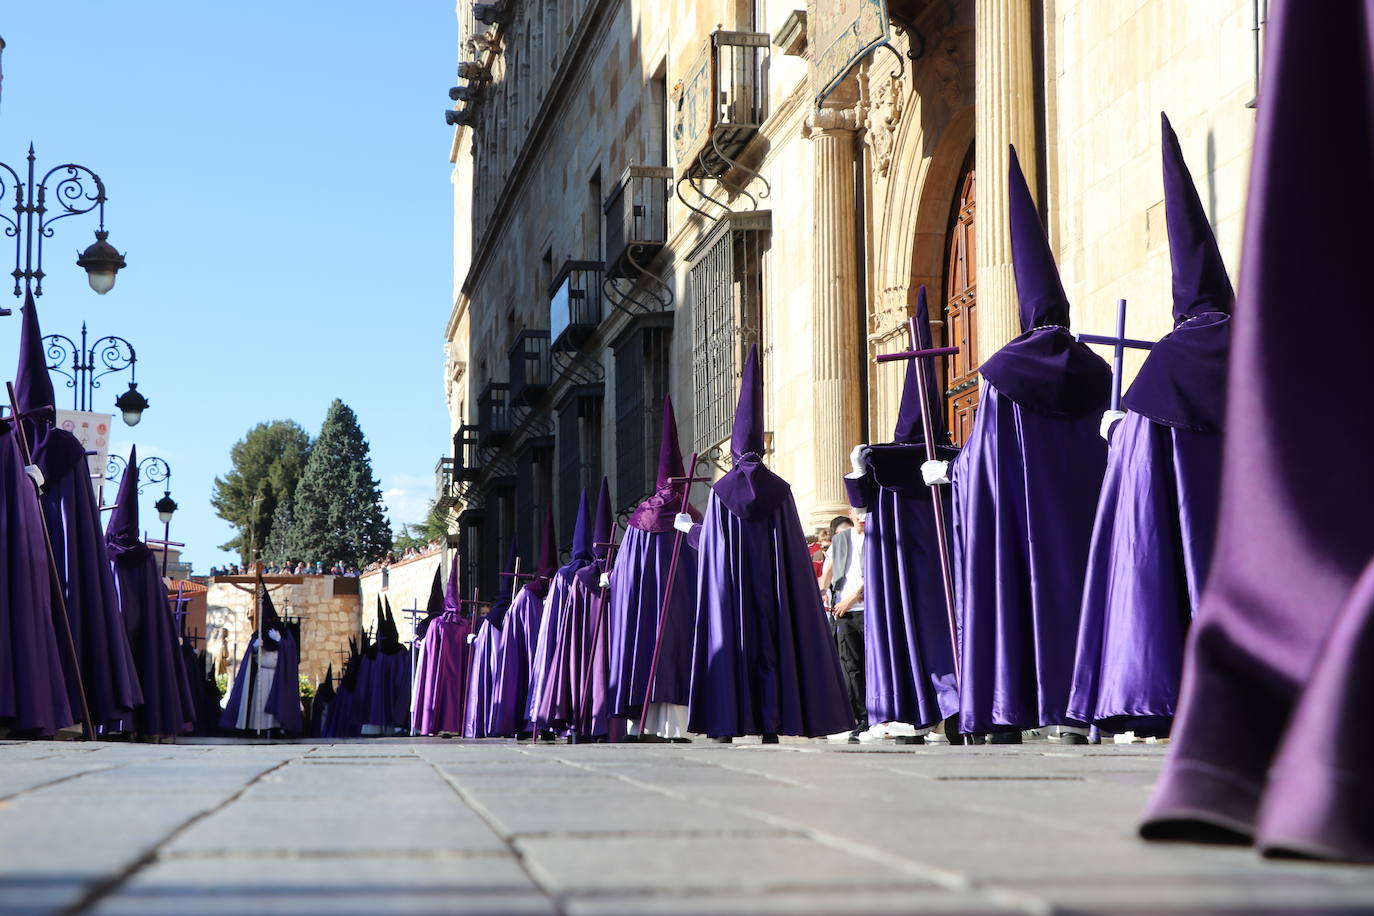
[943, 162, 980, 445]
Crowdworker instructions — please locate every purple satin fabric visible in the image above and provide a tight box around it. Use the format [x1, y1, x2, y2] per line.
[540, 565, 601, 733]
[219, 631, 303, 735]
[687, 489, 854, 738]
[1068, 412, 1221, 733]
[1123, 312, 1231, 433]
[412, 610, 472, 735]
[463, 617, 502, 737]
[358, 645, 411, 732]
[31, 423, 142, 729]
[0, 426, 73, 734]
[608, 525, 696, 718]
[530, 564, 584, 732]
[1140, 0, 1374, 862]
[977, 327, 1112, 421]
[950, 383, 1107, 734]
[846, 449, 960, 730]
[489, 584, 543, 736]
[108, 546, 194, 738]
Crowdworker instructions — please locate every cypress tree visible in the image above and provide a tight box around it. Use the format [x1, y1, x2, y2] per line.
[286, 399, 392, 567]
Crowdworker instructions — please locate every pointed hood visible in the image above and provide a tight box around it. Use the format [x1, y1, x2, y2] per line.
[16, 291, 55, 418]
[106, 446, 152, 563]
[1122, 115, 1235, 433]
[415, 563, 446, 639]
[442, 550, 461, 615]
[566, 489, 593, 566]
[892, 286, 947, 445]
[379, 596, 401, 651]
[629, 396, 702, 533]
[591, 477, 612, 561]
[1160, 113, 1235, 322]
[258, 580, 286, 650]
[730, 344, 766, 460]
[524, 503, 559, 600]
[977, 147, 1111, 420]
[1008, 146, 1070, 331]
[485, 536, 520, 629]
[316, 663, 336, 704]
[655, 395, 685, 488]
[714, 343, 792, 520]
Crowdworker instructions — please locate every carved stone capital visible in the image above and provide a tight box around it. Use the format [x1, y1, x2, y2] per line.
[803, 104, 865, 138]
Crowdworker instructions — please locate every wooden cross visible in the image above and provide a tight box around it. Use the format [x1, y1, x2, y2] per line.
[638, 453, 712, 737]
[873, 317, 963, 689]
[498, 557, 535, 580]
[1076, 298, 1155, 412]
[576, 521, 627, 737]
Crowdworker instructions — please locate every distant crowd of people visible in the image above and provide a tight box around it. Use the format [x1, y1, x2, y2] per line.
[208, 561, 361, 578]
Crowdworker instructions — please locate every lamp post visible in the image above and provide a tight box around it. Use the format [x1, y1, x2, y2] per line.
[106, 454, 178, 575]
[41, 323, 148, 424]
[0, 144, 128, 316]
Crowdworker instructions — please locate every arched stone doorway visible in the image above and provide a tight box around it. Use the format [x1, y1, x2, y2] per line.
[940, 152, 979, 444]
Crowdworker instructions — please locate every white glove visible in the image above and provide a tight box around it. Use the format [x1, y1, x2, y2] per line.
[1100, 409, 1126, 441]
[24, 464, 44, 489]
[466, 632, 478, 644]
[673, 512, 695, 534]
[921, 459, 951, 486]
[599, 572, 610, 588]
[848, 444, 870, 477]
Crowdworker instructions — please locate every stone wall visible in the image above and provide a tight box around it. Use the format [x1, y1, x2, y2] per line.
[359, 549, 446, 645]
[206, 575, 362, 687]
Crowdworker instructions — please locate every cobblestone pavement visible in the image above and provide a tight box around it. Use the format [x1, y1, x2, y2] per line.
[2, 738, 1372, 915]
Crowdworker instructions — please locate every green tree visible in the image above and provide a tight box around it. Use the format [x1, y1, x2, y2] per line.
[391, 499, 451, 555]
[262, 493, 295, 565]
[211, 420, 312, 561]
[287, 399, 391, 567]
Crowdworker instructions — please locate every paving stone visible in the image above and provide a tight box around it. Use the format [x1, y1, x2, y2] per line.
[565, 889, 1019, 914]
[91, 853, 554, 915]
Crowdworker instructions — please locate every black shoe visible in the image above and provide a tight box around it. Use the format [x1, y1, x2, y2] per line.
[622, 734, 640, 743]
[895, 735, 926, 745]
[989, 732, 1023, 745]
[1054, 732, 1089, 745]
[713, 736, 733, 743]
[669, 737, 692, 744]
[761, 734, 779, 744]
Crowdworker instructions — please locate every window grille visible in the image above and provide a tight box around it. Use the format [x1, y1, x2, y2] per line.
[515, 437, 553, 563]
[614, 318, 673, 506]
[688, 212, 770, 454]
[556, 386, 604, 539]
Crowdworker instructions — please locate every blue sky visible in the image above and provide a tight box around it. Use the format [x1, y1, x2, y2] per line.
[0, 3, 457, 571]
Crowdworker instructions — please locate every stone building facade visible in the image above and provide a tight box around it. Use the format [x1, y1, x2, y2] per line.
[359, 549, 447, 644]
[440, 0, 1261, 598]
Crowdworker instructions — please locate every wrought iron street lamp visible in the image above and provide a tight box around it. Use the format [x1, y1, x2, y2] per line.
[0, 144, 128, 316]
[42, 323, 147, 424]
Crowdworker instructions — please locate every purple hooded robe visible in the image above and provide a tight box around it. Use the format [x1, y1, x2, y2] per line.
[530, 490, 591, 734]
[106, 448, 194, 736]
[608, 396, 700, 728]
[1141, 0, 1374, 863]
[413, 554, 473, 735]
[1066, 114, 1232, 734]
[489, 505, 557, 736]
[219, 581, 302, 735]
[464, 538, 517, 738]
[687, 345, 854, 738]
[16, 294, 142, 730]
[948, 148, 1112, 735]
[845, 287, 960, 730]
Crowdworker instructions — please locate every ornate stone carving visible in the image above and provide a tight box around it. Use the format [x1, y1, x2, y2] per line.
[930, 34, 963, 106]
[866, 69, 905, 179]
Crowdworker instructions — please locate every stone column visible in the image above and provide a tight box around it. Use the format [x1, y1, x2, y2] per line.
[805, 102, 865, 531]
[974, 0, 1040, 363]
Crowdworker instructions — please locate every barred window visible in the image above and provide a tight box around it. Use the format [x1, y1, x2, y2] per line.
[556, 386, 604, 541]
[614, 317, 674, 507]
[688, 212, 770, 455]
[515, 438, 553, 563]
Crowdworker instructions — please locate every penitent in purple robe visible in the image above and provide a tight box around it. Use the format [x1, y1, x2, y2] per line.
[220, 582, 302, 735]
[948, 149, 1111, 736]
[15, 294, 142, 730]
[1142, 0, 1374, 863]
[0, 416, 73, 735]
[413, 554, 472, 735]
[608, 396, 699, 732]
[464, 539, 517, 738]
[107, 447, 194, 737]
[358, 599, 411, 734]
[489, 505, 558, 737]
[845, 287, 959, 730]
[1066, 115, 1231, 734]
[530, 490, 591, 734]
[688, 345, 854, 738]
[321, 640, 362, 738]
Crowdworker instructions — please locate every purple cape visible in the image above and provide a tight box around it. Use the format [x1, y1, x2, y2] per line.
[1066, 413, 1221, 732]
[529, 490, 592, 732]
[489, 583, 544, 736]
[1141, 0, 1374, 863]
[688, 489, 855, 737]
[463, 616, 503, 737]
[411, 609, 471, 735]
[608, 524, 697, 718]
[0, 423, 73, 734]
[106, 448, 194, 737]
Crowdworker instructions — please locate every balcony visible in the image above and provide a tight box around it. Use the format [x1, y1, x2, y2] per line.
[549, 260, 604, 353]
[477, 381, 511, 448]
[435, 455, 459, 510]
[673, 30, 770, 180]
[454, 424, 481, 481]
[604, 166, 673, 280]
[509, 329, 552, 406]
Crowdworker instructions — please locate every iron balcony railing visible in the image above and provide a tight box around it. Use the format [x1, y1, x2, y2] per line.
[477, 381, 512, 448]
[674, 30, 770, 180]
[454, 424, 481, 480]
[549, 260, 604, 352]
[508, 329, 552, 406]
[604, 165, 673, 280]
